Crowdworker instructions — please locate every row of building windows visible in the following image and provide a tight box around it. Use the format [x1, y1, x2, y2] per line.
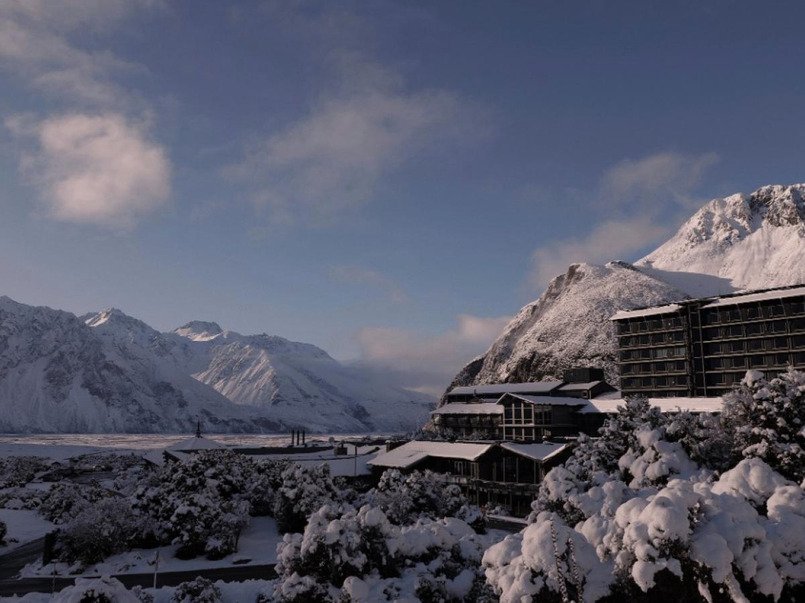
[618, 331, 686, 348]
[705, 351, 805, 370]
[620, 375, 689, 389]
[618, 345, 687, 362]
[701, 301, 805, 326]
[702, 319, 805, 341]
[620, 360, 687, 375]
[704, 335, 805, 356]
[501, 426, 551, 441]
[503, 401, 551, 425]
[616, 316, 684, 335]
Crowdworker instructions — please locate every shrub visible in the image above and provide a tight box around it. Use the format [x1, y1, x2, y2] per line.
[171, 576, 221, 603]
[273, 463, 339, 533]
[39, 482, 107, 524]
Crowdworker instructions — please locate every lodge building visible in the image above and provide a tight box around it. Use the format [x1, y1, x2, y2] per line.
[612, 284, 805, 398]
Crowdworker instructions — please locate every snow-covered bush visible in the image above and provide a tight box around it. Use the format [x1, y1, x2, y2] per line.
[0, 455, 49, 487]
[57, 497, 146, 564]
[364, 469, 482, 530]
[52, 576, 140, 603]
[274, 503, 492, 602]
[171, 576, 222, 603]
[249, 460, 287, 516]
[273, 463, 340, 533]
[132, 450, 255, 559]
[0, 486, 41, 510]
[484, 511, 614, 603]
[722, 368, 805, 481]
[514, 390, 805, 602]
[39, 482, 108, 524]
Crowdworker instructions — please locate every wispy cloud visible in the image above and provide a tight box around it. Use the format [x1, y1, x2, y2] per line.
[8, 113, 170, 229]
[1, 1, 170, 229]
[329, 265, 408, 303]
[353, 313, 512, 396]
[228, 5, 484, 226]
[529, 151, 719, 287]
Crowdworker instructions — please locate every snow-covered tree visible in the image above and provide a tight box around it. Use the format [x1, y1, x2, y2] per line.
[274, 503, 492, 602]
[364, 469, 471, 526]
[57, 497, 146, 564]
[51, 576, 142, 603]
[132, 450, 256, 559]
[171, 576, 221, 603]
[273, 463, 340, 533]
[39, 482, 108, 524]
[722, 368, 805, 481]
[0, 455, 49, 488]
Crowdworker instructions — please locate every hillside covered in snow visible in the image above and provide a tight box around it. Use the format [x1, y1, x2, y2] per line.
[0, 300, 432, 433]
[447, 184, 805, 394]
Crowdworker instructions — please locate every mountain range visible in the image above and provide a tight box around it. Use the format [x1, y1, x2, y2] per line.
[0, 300, 433, 433]
[446, 183, 805, 395]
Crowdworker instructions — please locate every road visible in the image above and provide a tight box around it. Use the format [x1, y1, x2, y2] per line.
[0, 564, 277, 597]
[0, 538, 46, 581]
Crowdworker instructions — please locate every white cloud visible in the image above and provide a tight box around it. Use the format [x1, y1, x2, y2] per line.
[601, 151, 719, 208]
[354, 313, 512, 396]
[329, 265, 408, 303]
[529, 151, 719, 287]
[10, 113, 171, 228]
[0, 1, 155, 107]
[232, 81, 471, 224]
[530, 217, 669, 286]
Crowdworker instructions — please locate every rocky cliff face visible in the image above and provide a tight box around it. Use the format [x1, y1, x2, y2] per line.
[446, 184, 805, 396]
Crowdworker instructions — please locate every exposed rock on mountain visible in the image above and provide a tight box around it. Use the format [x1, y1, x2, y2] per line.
[447, 184, 805, 395]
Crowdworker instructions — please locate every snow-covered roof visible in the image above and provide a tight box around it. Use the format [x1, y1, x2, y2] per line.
[500, 442, 571, 462]
[368, 441, 493, 469]
[701, 285, 805, 308]
[610, 303, 683, 321]
[431, 402, 503, 416]
[557, 381, 606, 392]
[448, 381, 563, 397]
[580, 397, 723, 414]
[166, 435, 227, 452]
[501, 393, 587, 407]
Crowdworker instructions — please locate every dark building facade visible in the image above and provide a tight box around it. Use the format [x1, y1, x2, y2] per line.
[613, 285, 805, 397]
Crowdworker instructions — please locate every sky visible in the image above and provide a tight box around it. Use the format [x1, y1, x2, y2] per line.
[1, 1, 805, 396]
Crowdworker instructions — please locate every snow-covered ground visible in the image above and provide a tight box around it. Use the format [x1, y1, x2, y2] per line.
[0, 509, 54, 553]
[21, 516, 282, 578]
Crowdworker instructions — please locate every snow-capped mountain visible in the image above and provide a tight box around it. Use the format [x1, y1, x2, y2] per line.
[0, 300, 432, 433]
[447, 184, 805, 394]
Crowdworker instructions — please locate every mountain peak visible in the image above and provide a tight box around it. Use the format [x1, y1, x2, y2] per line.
[174, 320, 224, 342]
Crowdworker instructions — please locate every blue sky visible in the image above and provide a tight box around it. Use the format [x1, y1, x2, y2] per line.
[1, 1, 804, 394]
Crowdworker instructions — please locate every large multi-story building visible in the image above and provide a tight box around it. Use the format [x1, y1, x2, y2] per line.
[612, 284, 805, 397]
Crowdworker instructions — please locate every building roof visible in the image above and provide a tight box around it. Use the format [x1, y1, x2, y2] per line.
[500, 442, 571, 462]
[447, 381, 563, 397]
[431, 402, 503, 416]
[579, 396, 723, 414]
[610, 303, 684, 321]
[501, 393, 587, 407]
[701, 285, 805, 308]
[166, 435, 227, 452]
[557, 380, 607, 392]
[368, 441, 493, 469]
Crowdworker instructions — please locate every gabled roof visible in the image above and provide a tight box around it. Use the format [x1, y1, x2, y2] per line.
[500, 442, 571, 462]
[431, 402, 503, 416]
[579, 396, 723, 414]
[499, 393, 586, 407]
[557, 381, 607, 392]
[610, 303, 683, 321]
[447, 381, 563, 397]
[701, 285, 805, 308]
[368, 441, 493, 469]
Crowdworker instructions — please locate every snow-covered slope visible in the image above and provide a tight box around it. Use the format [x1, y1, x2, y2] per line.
[0, 298, 432, 433]
[637, 184, 805, 295]
[0, 298, 257, 433]
[447, 184, 805, 394]
[167, 323, 434, 433]
[446, 262, 687, 393]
